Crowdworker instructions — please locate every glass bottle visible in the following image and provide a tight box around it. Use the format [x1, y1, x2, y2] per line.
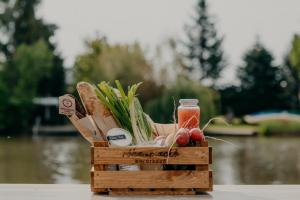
[178, 99, 200, 129]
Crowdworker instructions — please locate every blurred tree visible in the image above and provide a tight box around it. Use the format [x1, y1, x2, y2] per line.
[286, 34, 300, 109]
[0, 0, 65, 96]
[74, 37, 163, 104]
[236, 41, 294, 114]
[145, 76, 219, 125]
[0, 40, 53, 131]
[219, 86, 240, 115]
[151, 38, 189, 86]
[185, 0, 225, 86]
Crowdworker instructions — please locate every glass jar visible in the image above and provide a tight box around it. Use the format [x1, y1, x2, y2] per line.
[178, 99, 200, 129]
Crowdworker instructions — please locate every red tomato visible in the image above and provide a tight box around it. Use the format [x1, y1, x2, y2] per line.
[189, 128, 205, 142]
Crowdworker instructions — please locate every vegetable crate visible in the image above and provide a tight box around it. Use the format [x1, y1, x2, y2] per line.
[91, 141, 212, 195]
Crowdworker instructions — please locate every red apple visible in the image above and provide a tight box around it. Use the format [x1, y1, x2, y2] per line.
[189, 128, 205, 142]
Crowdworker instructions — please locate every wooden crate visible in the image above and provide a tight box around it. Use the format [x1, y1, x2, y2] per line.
[91, 141, 212, 195]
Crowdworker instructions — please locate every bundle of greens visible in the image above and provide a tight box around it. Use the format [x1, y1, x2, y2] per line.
[95, 80, 153, 145]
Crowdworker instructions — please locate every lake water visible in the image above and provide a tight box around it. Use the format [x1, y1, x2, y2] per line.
[0, 135, 299, 184]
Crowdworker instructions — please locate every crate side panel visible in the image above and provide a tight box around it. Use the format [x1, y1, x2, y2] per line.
[93, 171, 210, 189]
[91, 168, 108, 193]
[93, 147, 210, 165]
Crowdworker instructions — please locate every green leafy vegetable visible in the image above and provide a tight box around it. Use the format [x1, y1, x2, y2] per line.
[95, 80, 153, 144]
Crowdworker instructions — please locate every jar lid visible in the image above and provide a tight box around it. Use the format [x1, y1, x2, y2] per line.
[106, 128, 132, 147]
[179, 99, 199, 106]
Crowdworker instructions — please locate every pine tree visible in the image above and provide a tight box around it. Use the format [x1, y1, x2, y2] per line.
[185, 0, 225, 85]
[237, 41, 293, 114]
[286, 34, 300, 109]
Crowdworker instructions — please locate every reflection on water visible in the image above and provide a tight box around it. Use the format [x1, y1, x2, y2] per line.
[0, 136, 90, 183]
[0, 135, 299, 184]
[211, 137, 300, 184]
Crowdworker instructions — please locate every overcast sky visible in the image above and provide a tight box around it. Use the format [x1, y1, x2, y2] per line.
[39, 0, 300, 83]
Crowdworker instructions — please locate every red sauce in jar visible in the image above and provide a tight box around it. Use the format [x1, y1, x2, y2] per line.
[178, 99, 200, 129]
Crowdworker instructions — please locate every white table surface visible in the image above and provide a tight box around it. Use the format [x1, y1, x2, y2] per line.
[0, 184, 299, 200]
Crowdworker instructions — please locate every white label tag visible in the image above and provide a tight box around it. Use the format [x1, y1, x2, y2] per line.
[59, 95, 76, 116]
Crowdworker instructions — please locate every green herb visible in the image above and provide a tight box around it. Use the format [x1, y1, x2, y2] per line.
[131, 97, 154, 144]
[95, 80, 153, 144]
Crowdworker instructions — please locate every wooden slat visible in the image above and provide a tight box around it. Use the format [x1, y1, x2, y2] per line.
[91, 142, 108, 193]
[209, 171, 213, 191]
[94, 141, 109, 147]
[194, 139, 211, 193]
[93, 171, 210, 189]
[93, 147, 210, 165]
[195, 164, 211, 193]
[200, 140, 208, 147]
[140, 164, 162, 170]
[209, 147, 212, 164]
[196, 165, 209, 171]
[90, 168, 95, 193]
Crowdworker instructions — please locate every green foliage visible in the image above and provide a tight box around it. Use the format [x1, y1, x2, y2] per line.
[13, 0, 56, 49]
[0, 0, 65, 131]
[12, 40, 53, 98]
[228, 41, 295, 115]
[258, 120, 300, 136]
[0, 0, 65, 96]
[145, 76, 219, 126]
[288, 35, 300, 78]
[185, 0, 226, 84]
[0, 40, 53, 131]
[0, 0, 56, 56]
[219, 86, 243, 115]
[212, 115, 242, 125]
[73, 37, 163, 104]
[285, 34, 300, 109]
[74, 37, 152, 85]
